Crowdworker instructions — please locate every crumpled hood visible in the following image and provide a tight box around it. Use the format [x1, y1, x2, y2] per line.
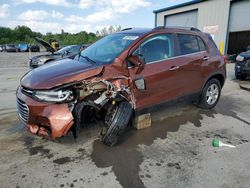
[239, 51, 250, 59]
[21, 59, 103, 90]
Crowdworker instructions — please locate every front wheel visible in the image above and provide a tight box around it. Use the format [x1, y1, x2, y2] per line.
[198, 78, 221, 109]
[101, 101, 133, 146]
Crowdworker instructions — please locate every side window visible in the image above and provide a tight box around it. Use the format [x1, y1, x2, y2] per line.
[134, 34, 174, 64]
[177, 34, 199, 55]
[197, 37, 206, 51]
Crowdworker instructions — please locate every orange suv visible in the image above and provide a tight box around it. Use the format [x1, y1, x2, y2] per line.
[16, 27, 226, 146]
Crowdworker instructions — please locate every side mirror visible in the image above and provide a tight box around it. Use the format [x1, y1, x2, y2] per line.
[128, 54, 145, 74]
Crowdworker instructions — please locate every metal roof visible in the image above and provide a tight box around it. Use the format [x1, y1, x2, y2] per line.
[153, 0, 207, 14]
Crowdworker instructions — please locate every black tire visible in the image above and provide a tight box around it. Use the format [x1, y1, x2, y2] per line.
[72, 102, 85, 138]
[198, 78, 221, 109]
[101, 101, 133, 146]
[71, 94, 104, 138]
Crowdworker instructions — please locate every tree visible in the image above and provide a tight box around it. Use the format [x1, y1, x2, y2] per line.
[97, 25, 123, 37]
[0, 25, 99, 46]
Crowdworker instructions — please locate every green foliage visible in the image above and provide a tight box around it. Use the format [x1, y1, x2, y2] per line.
[0, 25, 42, 44]
[42, 31, 99, 46]
[0, 25, 99, 46]
[96, 25, 122, 37]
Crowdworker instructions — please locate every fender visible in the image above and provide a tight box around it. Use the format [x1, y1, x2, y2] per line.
[202, 71, 226, 89]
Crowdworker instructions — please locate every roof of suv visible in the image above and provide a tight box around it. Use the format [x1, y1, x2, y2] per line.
[118, 28, 152, 34]
[117, 27, 202, 35]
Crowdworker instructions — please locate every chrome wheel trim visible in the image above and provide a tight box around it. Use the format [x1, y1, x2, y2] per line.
[206, 83, 219, 105]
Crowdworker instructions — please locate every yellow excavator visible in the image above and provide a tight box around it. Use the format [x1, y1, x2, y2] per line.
[48, 38, 59, 51]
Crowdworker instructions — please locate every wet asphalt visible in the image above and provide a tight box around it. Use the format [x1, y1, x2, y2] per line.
[0, 52, 250, 188]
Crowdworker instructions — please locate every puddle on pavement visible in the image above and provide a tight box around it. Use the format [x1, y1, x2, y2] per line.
[90, 96, 250, 188]
[91, 107, 204, 188]
[2, 94, 249, 188]
[215, 96, 250, 125]
[21, 135, 54, 159]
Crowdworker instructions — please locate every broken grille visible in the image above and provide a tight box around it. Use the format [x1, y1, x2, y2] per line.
[17, 98, 29, 123]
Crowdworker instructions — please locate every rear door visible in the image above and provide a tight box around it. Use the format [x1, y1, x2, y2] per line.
[128, 33, 182, 110]
[175, 33, 208, 94]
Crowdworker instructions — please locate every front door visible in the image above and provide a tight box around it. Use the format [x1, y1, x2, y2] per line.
[128, 33, 182, 110]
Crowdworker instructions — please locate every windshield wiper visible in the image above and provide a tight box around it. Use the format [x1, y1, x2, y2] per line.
[78, 53, 96, 64]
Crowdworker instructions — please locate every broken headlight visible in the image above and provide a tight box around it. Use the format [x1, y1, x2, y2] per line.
[34, 90, 74, 102]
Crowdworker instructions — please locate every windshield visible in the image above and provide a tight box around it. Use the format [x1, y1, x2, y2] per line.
[77, 33, 140, 65]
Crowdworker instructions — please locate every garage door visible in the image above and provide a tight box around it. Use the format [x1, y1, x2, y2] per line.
[229, 1, 250, 32]
[227, 0, 250, 54]
[165, 10, 198, 28]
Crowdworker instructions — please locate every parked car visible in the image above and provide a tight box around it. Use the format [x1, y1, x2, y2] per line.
[18, 43, 29, 52]
[246, 45, 250, 51]
[29, 44, 40, 52]
[29, 38, 88, 68]
[235, 48, 250, 80]
[16, 27, 226, 146]
[6, 44, 18, 52]
[0, 45, 4, 52]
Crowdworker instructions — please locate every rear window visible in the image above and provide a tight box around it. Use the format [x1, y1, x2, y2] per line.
[197, 37, 206, 51]
[177, 34, 207, 55]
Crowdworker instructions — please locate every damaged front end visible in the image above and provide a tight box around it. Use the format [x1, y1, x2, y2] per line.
[17, 74, 134, 146]
[16, 31, 144, 145]
[70, 76, 134, 145]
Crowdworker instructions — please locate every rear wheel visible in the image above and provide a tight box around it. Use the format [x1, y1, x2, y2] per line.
[198, 78, 221, 109]
[101, 101, 133, 146]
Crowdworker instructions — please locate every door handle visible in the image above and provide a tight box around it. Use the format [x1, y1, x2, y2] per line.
[169, 66, 180, 71]
[203, 56, 209, 61]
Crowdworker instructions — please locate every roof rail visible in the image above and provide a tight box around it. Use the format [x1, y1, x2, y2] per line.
[153, 26, 165, 30]
[190, 27, 201, 31]
[153, 26, 201, 32]
[121, 28, 133, 31]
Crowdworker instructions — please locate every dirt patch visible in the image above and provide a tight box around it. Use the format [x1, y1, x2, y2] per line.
[53, 157, 72, 165]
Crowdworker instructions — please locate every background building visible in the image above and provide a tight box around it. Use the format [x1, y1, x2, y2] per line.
[154, 0, 250, 55]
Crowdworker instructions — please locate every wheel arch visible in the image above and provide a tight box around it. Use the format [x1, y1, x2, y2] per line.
[204, 72, 225, 88]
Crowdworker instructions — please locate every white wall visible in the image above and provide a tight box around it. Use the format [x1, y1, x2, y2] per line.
[155, 0, 231, 54]
[165, 10, 198, 27]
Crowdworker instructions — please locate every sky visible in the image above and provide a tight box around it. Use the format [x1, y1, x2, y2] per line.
[0, 0, 190, 34]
